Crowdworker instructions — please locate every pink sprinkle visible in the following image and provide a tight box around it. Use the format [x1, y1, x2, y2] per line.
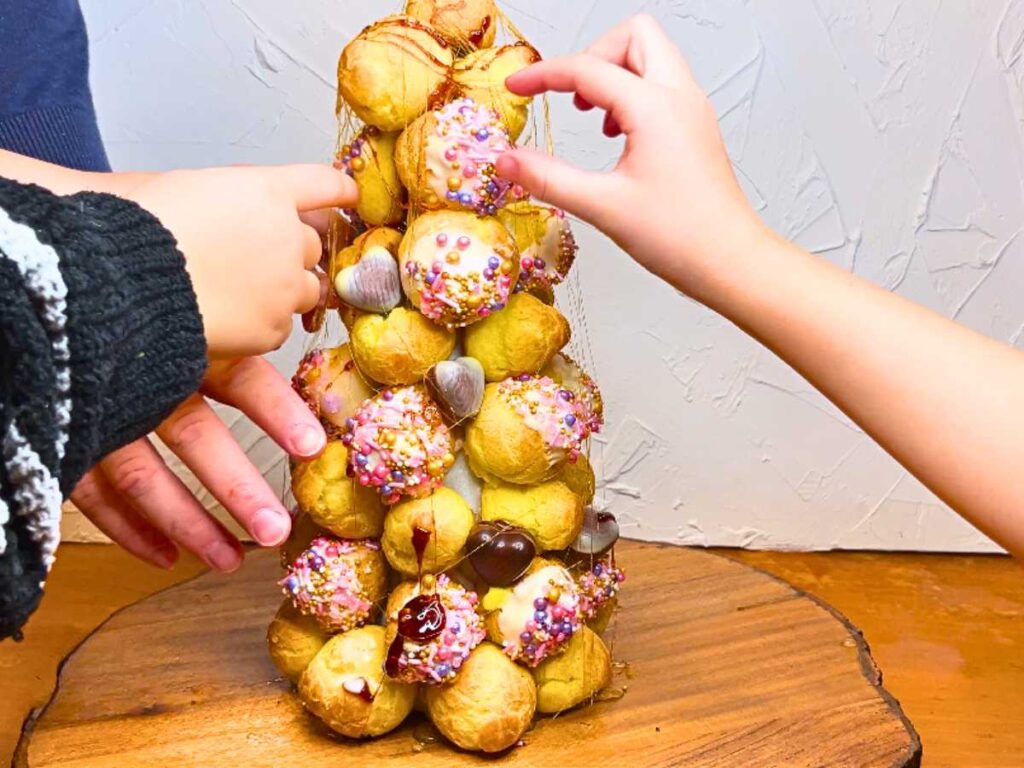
[373, 464, 388, 479]
[457, 236, 471, 250]
[436, 233, 448, 247]
[463, 163, 478, 179]
[444, 148, 458, 161]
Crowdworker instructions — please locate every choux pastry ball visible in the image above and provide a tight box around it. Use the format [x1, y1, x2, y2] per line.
[337, 15, 453, 131]
[382, 486, 475, 575]
[383, 573, 486, 684]
[531, 626, 611, 714]
[299, 626, 417, 738]
[292, 344, 376, 438]
[464, 377, 588, 485]
[280, 537, 389, 634]
[483, 558, 582, 666]
[453, 43, 541, 141]
[281, 510, 329, 567]
[291, 439, 386, 539]
[497, 201, 577, 290]
[559, 452, 596, 504]
[395, 97, 525, 215]
[398, 209, 520, 328]
[481, 478, 585, 551]
[405, 0, 498, 50]
[267, 599, 328, 684]
[338, 127, 405, 227]
[350, 307, 456, 385]
[463, 292, 570, 381]
[541, 352, 604, 435]
[423, 642, 536, 753]
[342, 385, 455, 504]
[577, 557, 625, 625]
[587, 597, 617, 636]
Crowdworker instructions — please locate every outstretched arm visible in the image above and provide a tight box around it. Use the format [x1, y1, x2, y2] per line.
[497, 15, 1024, 557]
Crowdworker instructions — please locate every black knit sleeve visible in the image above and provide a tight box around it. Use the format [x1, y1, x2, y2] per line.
[0, 176, 207, 641]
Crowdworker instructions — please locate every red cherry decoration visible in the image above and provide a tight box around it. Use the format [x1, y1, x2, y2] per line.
[397, 593, 446, 642]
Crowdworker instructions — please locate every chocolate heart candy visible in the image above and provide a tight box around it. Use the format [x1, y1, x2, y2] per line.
[466, 520, 536, 587]
[570, 508, 619, 556]
[333, 245, 402, 313]
[424, 356, 485, 424]
[397, 593, 447, 642]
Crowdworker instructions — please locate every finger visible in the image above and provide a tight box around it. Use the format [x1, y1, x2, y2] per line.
[496, 147, 617, 222]
[301, 223, 323, 269]
[156, 394, 292, 547]
[584, 13, 691, 86]
[505, 55, 647, 134]
[201, 357, 327, 460]
[270, 164, 358, 212]
[299, 208, 332, 234]
[302, 269, 331, 334]
[71, 468, 178, 569]
[100, 437, 244, 572]
[297, 270, 322, 314]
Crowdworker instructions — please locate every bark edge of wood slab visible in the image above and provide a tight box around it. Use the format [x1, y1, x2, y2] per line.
[14, 541, 922, 768]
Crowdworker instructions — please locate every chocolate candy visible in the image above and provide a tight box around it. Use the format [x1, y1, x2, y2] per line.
[466, 520, 536, 587]
[569, 508, 619, 557]
[424, 357, 485, 424]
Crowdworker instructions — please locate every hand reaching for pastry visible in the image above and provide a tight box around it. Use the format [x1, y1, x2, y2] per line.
[125, 164, 356, 358]
[67, 165, 355, 571]
[495, 15, 767, 303]
[71, 357, 326, 571]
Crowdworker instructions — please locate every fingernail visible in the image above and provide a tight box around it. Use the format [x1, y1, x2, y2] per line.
[154, 545, 178, 570]
[496, 153, 518, 177]
[293, 423, 326, 457]
[205, 541, 242, 572]
[252, 508, 289, 546]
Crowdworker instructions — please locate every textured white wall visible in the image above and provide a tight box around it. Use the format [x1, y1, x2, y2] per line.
[78, 0, 1024, 553]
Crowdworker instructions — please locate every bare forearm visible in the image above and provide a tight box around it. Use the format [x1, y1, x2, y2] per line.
[694, 233, 1024, 556]
[0, 149, 151, 195]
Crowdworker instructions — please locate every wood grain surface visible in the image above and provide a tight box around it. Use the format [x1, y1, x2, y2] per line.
[14, 541, 919, 767]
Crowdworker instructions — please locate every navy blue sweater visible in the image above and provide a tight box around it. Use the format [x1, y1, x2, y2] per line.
[0, 0, 110, 171]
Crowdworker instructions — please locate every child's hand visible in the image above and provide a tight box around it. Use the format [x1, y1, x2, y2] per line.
[496, 15, 768, 302]
[127, 165, 356, 358]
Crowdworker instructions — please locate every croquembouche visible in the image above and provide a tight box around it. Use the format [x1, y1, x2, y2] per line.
[267, 0, 624, 753]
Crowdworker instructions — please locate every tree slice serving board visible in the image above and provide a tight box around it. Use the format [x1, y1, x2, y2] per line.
[15, 541, 921, 767]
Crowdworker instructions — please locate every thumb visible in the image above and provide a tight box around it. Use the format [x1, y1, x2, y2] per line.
[497, 148, 613, 223]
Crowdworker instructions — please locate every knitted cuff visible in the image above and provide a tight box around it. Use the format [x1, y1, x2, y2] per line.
[57, 190, 209, 488]
[0, 180, 208, 492]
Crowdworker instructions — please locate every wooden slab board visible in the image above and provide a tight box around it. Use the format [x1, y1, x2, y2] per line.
[15, 541, 921, 767]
